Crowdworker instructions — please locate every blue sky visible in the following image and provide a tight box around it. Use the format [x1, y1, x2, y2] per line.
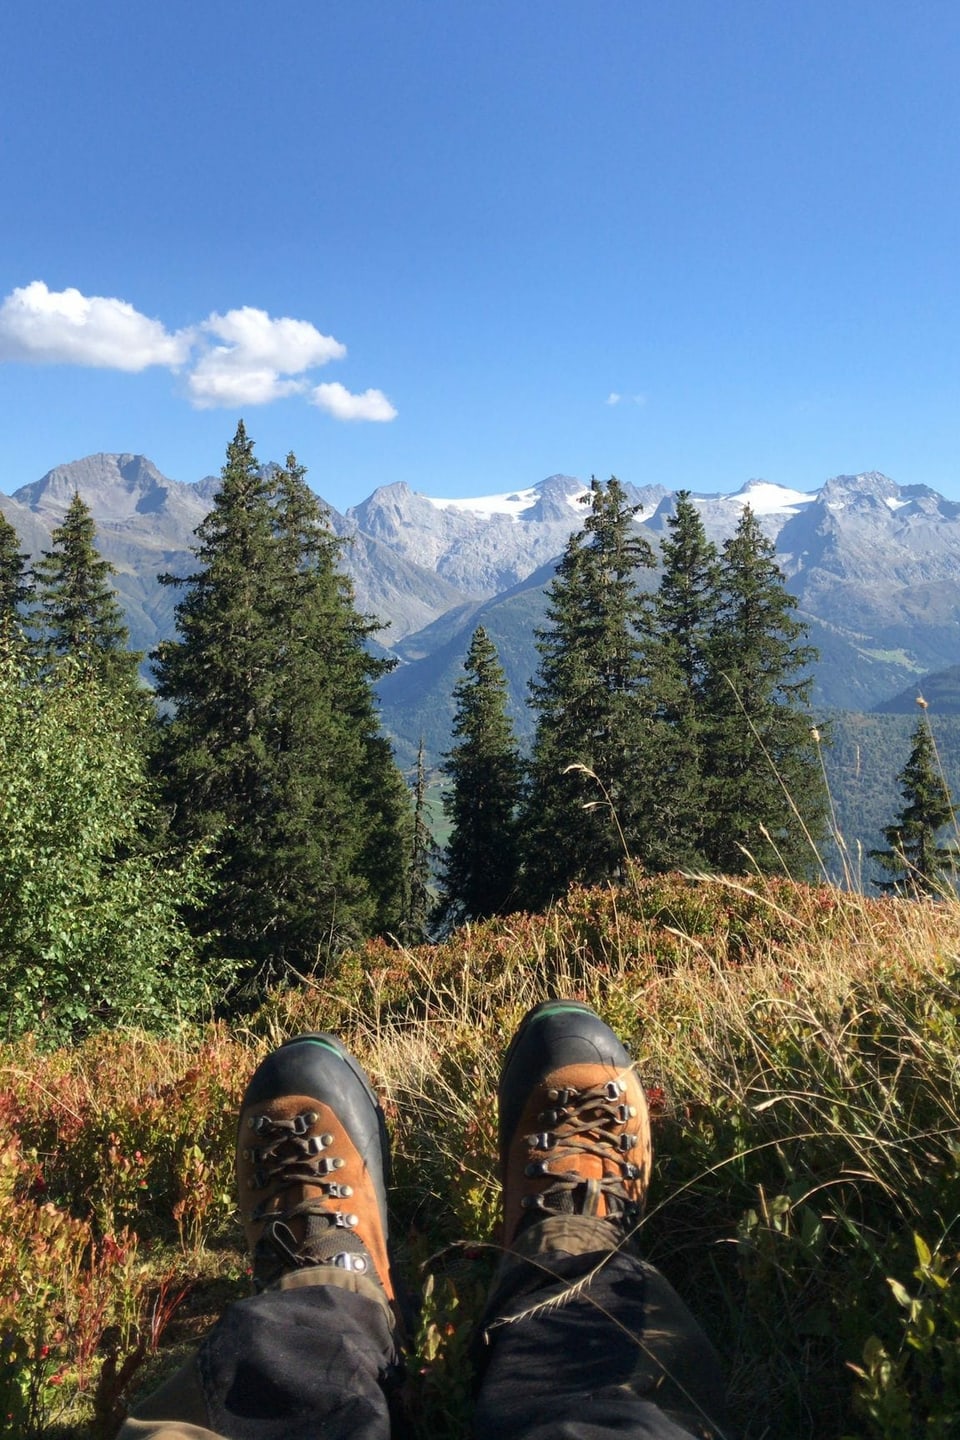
[2, 1, 959, 510]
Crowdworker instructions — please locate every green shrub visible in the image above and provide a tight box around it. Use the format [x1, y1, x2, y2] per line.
[850, 1233, 960, 1439]
[0, 658, 234, 1042]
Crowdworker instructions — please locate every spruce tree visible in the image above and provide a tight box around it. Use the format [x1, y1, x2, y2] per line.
[403, 738, 435, 943]
[437, 627, 520, 926]
[154, 423, 278, 964]
[521, 478, 657, 907]
[0, 512, 32, 660]
[154, 425, 409, 981]
[266, 451, 409, 951]
[647, 492, 720, 867]
[871, 712, 960, 895]
[701, 505, 824, 876]
[31, 493, 142, 691]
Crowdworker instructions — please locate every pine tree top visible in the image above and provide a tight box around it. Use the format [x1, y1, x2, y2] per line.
[31, 492, 140, 685]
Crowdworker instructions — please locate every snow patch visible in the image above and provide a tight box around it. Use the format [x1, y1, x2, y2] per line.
[424, 486, 541, 520]
[885, 496, 909, 511]
[425, 479, 815, 524]
[565, 486, 592, 512]
[733, 481, 818, 516]
[687, 481, 818, 520]
[424, 482, 592, 522]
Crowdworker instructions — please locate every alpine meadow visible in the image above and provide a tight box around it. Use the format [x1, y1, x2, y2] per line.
[1, 420, 959, 1438]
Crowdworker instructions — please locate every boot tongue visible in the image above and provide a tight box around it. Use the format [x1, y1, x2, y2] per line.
[298, 1211, 370, 1266]
[253, 1208, 372, 1288]
[579, 1178, 604, 1216]
[515, 1172, 627, 1237]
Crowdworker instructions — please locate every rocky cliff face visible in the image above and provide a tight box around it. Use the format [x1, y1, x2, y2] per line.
[772, 474, 960, 677]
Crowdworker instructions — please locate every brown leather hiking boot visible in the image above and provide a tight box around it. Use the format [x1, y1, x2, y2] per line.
[498, 999, 652, 1248]
[237, 1033, 398, 1301]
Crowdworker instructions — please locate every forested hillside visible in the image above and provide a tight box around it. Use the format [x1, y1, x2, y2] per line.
[3, 431, 956, 1046]
[820, 711, 960, 886]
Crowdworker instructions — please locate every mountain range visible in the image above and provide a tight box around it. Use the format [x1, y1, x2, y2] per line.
[3, 454, 960, 766]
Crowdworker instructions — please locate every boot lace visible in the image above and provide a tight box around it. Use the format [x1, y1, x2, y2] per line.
[520, 1078, 645, 1222]
[243, 1110, 368, 1286]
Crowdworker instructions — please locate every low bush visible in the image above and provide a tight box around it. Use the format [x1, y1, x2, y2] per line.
[2, 875, 959, 1436]
[0, 660, 233, 1044]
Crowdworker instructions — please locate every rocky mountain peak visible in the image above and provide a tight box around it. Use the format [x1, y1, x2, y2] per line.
[819, 471, 900, 507]
[12, 453, 213, 555]
[347, 481, 434, 537]
[345, 474, 605, 596]
[523, 474, 589, 522]
[15, 453, 174, 522]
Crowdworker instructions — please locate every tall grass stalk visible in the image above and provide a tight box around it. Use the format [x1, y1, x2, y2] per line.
[3, 874, 960, 1435]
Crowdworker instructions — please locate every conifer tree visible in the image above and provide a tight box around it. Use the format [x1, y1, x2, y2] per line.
[31, 493, 142, 691]
[0, 512, 32, 660]
[154, 423, 278, 963]
[403, 737, 435, 943]
[438, 627, 520, 926]
[701, 505, 824, 875]
[266, 451, 409, 951]
[871, 712, 960, 895]
[154, 425, 409, 981]
[521, 478, 656, 907]
[647, 492, 720, 867]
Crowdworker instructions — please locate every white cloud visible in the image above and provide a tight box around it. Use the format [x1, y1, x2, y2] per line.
[606, 391, 622, 405]
[202, 307, 345, 370]
[0, 282, 396, 421]
[186, 305, 347, 408]
[310, 382, 397, 422]
[187, 360, 307, 408]
[0, 280, 189, 370]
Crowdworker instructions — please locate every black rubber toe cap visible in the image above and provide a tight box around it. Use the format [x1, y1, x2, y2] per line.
[241, 1033, 391, 1209]
[498, 1001, 632, 1154]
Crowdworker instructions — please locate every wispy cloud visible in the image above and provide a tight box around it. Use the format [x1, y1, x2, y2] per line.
[606, 390, 647, 408]
[0, 281, 396, 422]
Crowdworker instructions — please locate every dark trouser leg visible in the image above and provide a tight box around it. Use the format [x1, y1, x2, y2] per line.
[119, 1268, 400, 1440]
[474, 1217, 730, 1440]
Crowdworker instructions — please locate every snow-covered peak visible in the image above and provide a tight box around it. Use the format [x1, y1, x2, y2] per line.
[729, 479, 818, 516]
[423, 474, 591, 522]
[661, 480, 819, 540]
[424, 485, 541, 519]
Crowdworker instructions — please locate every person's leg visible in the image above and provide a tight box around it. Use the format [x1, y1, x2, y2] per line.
[119, 1033, 404, 1440]
[474, 1001, 729, 1440]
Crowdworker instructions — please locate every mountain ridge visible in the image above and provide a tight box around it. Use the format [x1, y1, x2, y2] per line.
[4, 455, 960, 732]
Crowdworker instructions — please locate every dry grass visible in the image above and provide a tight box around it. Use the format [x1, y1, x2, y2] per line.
[3, 872, 960, 1436]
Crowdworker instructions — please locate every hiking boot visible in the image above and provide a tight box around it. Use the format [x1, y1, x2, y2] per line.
[237, 1032, 397, 1301]
[498, 999, 652, 1248]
